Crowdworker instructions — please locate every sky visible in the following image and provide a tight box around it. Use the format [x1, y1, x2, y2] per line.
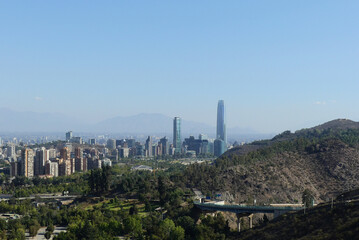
[1, 1, 359, 134]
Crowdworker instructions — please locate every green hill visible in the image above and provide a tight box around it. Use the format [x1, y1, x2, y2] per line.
[182, 119, 359, 204]
[233, 200, 359, 240]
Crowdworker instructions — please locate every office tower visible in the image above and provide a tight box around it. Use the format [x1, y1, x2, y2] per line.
[152, 145, 157, 157]
[214, 139, 226, 157]
[145, 136, 152, 157]
[66, 131, 73, 141]
[21, 148, 34, 178]
[155, 144, 162, 156]
[173, 117, 181, 154]
[35, 147, 48, 176]
[60, 147, 70, 160]
[90, 138, 96, 145]
[107, 139, 116, 150]
[216, 100, 226, 144]
[159, 137, 169, 155]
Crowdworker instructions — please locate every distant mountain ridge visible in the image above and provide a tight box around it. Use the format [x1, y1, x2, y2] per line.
[0, 108, 258, 136]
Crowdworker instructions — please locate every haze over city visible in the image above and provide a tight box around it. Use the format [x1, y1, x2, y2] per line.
[1, 1, 359, 134]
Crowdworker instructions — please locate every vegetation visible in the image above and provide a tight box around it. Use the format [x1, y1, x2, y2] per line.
[1, 120, 359, 238]
[235, 201, 359, 240]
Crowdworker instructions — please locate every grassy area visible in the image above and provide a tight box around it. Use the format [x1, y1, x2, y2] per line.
[79, 197, 160, 218]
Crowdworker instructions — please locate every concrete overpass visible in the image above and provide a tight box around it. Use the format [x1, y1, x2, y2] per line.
[194, 201, 304, 232]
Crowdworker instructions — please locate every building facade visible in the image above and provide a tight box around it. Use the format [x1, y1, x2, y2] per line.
[216, 100, 226, 144]
[173, 117, 181, 154]
[21, 148, 34, 178]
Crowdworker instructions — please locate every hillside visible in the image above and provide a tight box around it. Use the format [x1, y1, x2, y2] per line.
[233, 200, 359, 240]
[183, 119, 359, 204]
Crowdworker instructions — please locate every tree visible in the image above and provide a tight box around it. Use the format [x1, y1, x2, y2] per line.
[46, 222, 55, 233]
[176, 216, 195, 236]
[170, 226, 185, 240]
[302, 189, 314, 208]
[45, 231, 52, 239]
[159, 219, 176, 239]
[124, 216, 142, 238]
[29, 220, 41, 237]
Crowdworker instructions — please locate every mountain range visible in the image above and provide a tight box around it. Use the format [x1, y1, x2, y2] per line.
[0, 108, 259, 136]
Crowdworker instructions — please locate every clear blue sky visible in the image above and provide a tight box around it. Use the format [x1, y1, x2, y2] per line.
[1, 1, 358, 133]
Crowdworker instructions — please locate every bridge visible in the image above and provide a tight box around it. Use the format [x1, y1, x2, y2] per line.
[194, 201, 304, 232]
[194, 201, 303, 215]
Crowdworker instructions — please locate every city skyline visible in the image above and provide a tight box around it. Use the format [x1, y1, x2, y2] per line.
[1, 2, 359, 133]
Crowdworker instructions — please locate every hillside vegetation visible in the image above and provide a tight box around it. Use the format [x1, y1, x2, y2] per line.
[233, 201, 359, 240]
[181, 119, 359, 203]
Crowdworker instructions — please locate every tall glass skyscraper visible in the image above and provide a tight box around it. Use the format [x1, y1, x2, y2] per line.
[215, 100, 227, 157]
[216, 100, 226, 143]
[173, 117, 181, 153]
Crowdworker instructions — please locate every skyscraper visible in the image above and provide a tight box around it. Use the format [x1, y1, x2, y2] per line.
[215, 100, 227, 156]
[35, 147, 48, 176]
[21, 148, 34, 178]
[159, 137, 169, 155]
[145, 136, 152, 157]
[173, 117, 181, 154]
[216, 100, 226, 143]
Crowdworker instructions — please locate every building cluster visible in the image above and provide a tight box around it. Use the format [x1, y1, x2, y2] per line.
[0, 100, 229, 178]
[9, 144, 112, 178]
[102, 100, 228, 158]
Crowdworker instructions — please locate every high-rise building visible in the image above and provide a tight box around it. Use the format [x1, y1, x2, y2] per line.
[21, 148, 34, 178]
[216, 100, 226, 144]
[75, 147, 83, 159]
[59, 159, 72, 176]
[45, 160, 59, 177]
[145, 136, 152, 157]
[214, 139, 226, 157]
[60, 147, 70, 160]
[119, 147, 130, 158]
[173, 117, 181, 154]
[35, 147, 48, 176]
[159, 137, 169, 155]
[10, 161, 19, 177]
[7, 144, 16, 159]
[89, 138, 96, 145]
[66, 131, 73, 141]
